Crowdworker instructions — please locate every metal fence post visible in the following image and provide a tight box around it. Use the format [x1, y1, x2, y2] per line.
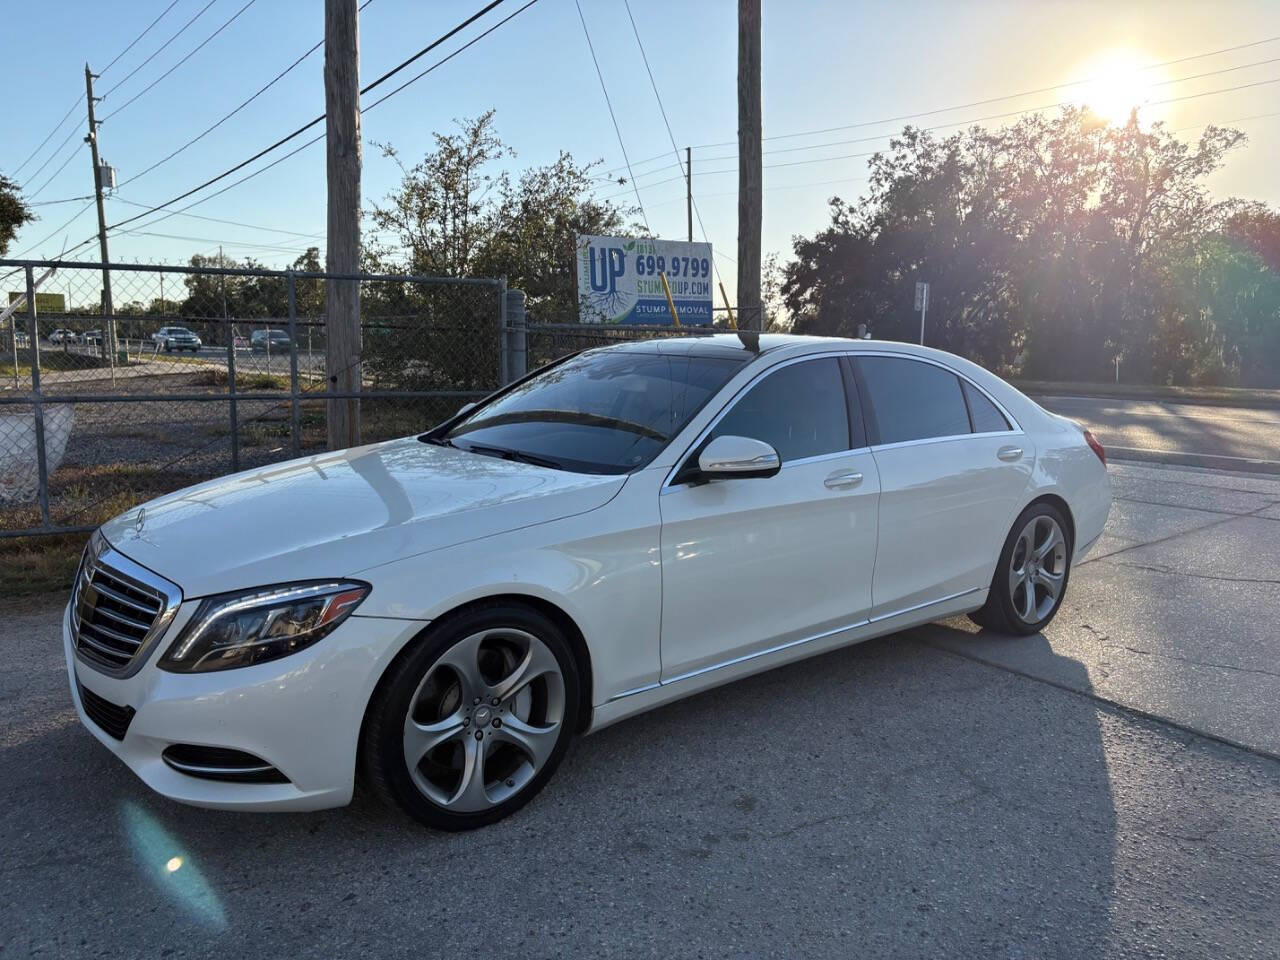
[226, 313, 239, 473]
[25, 267, 51, 527]
[498, 277, 510, 385]
[506, 288, 527, 383]
[287, 270, 301, 458]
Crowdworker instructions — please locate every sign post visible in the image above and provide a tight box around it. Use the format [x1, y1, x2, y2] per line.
[914, 281, 929, 345]
[577, 236, 714, 325]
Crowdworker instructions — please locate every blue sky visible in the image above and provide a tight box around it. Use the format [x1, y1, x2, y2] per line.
[4, 0, 1279, 301]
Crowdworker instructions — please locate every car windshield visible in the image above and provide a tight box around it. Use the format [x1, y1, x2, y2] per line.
[438, 348, 748, 474]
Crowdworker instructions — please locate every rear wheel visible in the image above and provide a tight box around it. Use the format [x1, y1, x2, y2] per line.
[361, 602, 579, 830]
[970, 502, 1072, 635]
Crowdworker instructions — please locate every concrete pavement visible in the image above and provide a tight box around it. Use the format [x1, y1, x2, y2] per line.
[1037, 394, 1280, 473]
[1, 460, 1278, 958]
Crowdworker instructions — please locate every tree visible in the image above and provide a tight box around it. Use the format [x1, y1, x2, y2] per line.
[780, 110, 1259, 385]
[0, 174, 34, 256]
[365, 113, 630, 389]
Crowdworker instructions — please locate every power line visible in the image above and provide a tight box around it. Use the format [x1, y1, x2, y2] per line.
[111, 196, 324, 238]
[8, 3, 183, 176]
[116, 0, 377, 191]
[25, 144, 83, 201]
[10, 200, 97, 260]
[360, 0, 537, 112]
[604, 34, 1280, 177]
[101, 0, 260, 123]
[620, 0, 726, 285]
[9, 96, 81, 179]
[99, 0, 219, 100]
[696, 36, 1280, 149]
[603, 73, 1280, 200]
[99, 0, 184, 75]
[19, 124, 82, 190]
[113, 0, 538, 244]
[573, 0, 651, 236]
[101, 0, 517, 237]
[29, 195, 96, 207]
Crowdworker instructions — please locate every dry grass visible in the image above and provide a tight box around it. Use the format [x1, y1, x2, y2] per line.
[1, 397, 450, 599]
[0, 462, 217, 599]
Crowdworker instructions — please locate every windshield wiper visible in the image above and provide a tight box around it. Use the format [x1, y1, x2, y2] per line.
[454, 409, 668, 442]
[454, 442, 566, 471]
[421, 435, 455, 448]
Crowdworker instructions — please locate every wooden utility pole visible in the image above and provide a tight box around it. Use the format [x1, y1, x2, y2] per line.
[84, 65, 116, 366]
[737, 0, 762, 331]
[324, 0, 362, 449]
[686, 146, 693, 242]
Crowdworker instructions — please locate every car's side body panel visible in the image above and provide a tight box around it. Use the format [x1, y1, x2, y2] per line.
[352, 466, 667, 704]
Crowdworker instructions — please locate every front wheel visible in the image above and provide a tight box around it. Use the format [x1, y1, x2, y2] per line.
[361, 603, 579, 830]
[970, 502, 1072, 635]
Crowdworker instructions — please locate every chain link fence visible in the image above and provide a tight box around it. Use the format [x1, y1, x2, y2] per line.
[1, 258, 504, 540]
[0, 256, 735, 557]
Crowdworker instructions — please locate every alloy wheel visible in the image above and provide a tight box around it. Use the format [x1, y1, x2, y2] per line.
[402, 628, 565, 813]
[1007, 514, 1067, 625]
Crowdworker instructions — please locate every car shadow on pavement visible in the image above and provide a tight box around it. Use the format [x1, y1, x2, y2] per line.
[2, 623, 1117, 956]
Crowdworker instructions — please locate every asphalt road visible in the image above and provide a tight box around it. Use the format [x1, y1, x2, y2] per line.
[1, 459, 1277, 959]
[1036, 394, 1280, 473]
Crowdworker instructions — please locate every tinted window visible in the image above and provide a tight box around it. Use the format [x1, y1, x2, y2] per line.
[963, 380, 1011, 433]
[446, 350, 747, 474]
[857, 356, 971, 444]
[710, 358, 850, 462]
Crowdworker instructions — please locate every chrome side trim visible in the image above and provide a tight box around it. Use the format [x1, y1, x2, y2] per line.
[605, 682, 662, 704]
[660, 617, 869, 687]
[625, 587, 987, 699]
[868, 586, 982, 624]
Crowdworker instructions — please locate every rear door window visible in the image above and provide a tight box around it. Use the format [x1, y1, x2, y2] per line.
[963, 381, 1012, 433]
[856, 356, 972, 445]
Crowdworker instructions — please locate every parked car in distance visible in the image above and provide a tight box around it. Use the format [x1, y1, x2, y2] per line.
[84, 330, 103, 345]
[250, 329, 291, 352]
[153, 326, 202, 352]
[65, 335, 1111, 831]
[47, 328, 79, 344]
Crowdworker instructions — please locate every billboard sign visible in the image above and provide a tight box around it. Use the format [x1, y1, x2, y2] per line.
[8, 291, 67, 315]
[577, 235, 713, 325]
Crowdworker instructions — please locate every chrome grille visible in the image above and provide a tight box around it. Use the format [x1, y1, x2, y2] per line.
[72, 534, 181, 676]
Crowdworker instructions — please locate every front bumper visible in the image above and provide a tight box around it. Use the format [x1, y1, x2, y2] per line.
[64, 602, 428, 812]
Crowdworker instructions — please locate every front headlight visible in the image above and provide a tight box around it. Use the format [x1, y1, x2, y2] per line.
[158, 581, 369, 673]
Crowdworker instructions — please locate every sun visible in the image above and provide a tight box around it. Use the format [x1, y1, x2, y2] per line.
[1069, 49, 1159, 127]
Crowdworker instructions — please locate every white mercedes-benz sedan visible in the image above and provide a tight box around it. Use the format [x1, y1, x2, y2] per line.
[65, 334, 1110, 830]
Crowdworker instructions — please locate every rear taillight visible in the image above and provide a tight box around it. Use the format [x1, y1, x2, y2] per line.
[1083, 429, 1106, 466]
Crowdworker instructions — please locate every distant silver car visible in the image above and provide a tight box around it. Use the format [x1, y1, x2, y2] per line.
[47, 328, 80, 344]
[153, 326, 202, 352]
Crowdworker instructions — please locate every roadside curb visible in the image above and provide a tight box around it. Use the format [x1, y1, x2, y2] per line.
[1106, 447, 1280, 477]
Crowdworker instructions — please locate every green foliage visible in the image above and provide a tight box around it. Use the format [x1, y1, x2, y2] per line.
[361, 112, 630, 389]
[781, 110, 1278, 386]
[0, 173, 35, 255]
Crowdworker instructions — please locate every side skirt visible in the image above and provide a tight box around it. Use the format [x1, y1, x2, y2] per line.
[584, 588, 986, 734]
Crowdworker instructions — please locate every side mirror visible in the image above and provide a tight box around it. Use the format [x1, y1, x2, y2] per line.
[456, 401, 477, 418]
[696, 435, 781, 480]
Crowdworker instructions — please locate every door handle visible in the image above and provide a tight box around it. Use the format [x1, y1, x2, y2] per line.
[824, 470, 863, 490]
[997, 445, 1023, 462]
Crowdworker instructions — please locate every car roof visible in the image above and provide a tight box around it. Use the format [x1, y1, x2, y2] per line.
[597, 332, 852, 361]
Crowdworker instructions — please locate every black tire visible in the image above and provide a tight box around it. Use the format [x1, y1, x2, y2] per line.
[361, 601, 580, 831]
[969, 500, 1073, 636]
[164, 344, 171, 352]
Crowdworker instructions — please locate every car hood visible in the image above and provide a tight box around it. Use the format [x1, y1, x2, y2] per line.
[101, 438, 625, 598]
